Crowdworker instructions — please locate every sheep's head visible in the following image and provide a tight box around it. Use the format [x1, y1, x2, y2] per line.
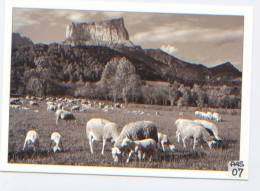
[111, 147, 122, 162]
[169, 144, 176, 152]
[121, 137, 132, 148]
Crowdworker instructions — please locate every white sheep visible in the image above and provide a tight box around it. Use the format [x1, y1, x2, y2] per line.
[121, 137, 157, 163]
[114, 121, 158, 148]
[111, 147, 123, 163]
[212, 112, 222, 122]
[193, 119, 222, 141]
[29, 100, 38, 106]
[23, 130, 40, 151]
[55, 109, 76, 125]
[175, 118, 215, 150]
[86, 118, 119, 155]
[50, 132, 63, 153]
[71, 105, 80, 111]
[47, 104, 57, 111]
[206, 112, 213, 120]
[157, 132, 175, 152]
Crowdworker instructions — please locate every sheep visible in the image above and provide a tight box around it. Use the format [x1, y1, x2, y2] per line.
[47, 104, 57, 111]
[10, 98, 22, 105]
[175, 119, 215, 150]
[206, 112, 213, 120]
[120, 137, 157, 163]
[212, 112, 222, 122]
[71, 105, 80, 111]
[55, 109, 76, 125]
[86, 118, 119, 155]
[29, 100, 38, 106]
[157, 132, 175, 152]
[50, 132, 63, 153]
[114, 121, 158, 149]
[111, 147, 123, 163]
[193, 119, 222, 141]
[23, 130, 40, 151]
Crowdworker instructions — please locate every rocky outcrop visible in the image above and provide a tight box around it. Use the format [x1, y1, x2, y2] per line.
[12, 33, 33, 49]
[64, 17, 134, 47]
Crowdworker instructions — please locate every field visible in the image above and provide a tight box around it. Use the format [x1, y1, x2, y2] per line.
[8, 98, 240, 171]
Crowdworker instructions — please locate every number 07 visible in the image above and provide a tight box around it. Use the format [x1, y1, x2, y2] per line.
[232, 168, 244, 177]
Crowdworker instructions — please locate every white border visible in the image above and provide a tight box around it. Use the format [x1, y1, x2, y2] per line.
[0, 0, 253, 180]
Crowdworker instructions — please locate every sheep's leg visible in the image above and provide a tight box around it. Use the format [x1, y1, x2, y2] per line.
[182, 137, 187, 148]
[193, 138, 198, 150]
[142, 152, 146, 160]
[101, 139, 106, 155]
[148, 154, 153, 162]
[126, 150, 134, 163]
[176, 131, 180, 143]
[88, 135, 94, 154]
[22, 140, 27, 151]
[162, 142, 165, 152]
[137, 150, 141, 161]
[56, 115, 60, 125]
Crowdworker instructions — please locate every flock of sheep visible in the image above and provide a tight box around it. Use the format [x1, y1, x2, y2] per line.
[18, 96, 224, 164]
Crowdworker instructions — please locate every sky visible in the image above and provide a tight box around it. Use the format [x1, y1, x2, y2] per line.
[12, 8, 244, 71]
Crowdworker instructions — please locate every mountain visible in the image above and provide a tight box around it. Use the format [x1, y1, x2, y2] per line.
[12, 33, 33, 49]
[10, 18, 242, 98]
[64, 17, 134, 47]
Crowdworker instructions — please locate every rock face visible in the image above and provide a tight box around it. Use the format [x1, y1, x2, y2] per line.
[64, 17, 133, 47]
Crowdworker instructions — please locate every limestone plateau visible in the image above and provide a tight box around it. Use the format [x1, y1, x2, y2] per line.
[11, 17, 242, 98]
[64, 18, 134, 47]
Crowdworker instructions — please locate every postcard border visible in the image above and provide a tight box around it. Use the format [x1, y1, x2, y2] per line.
[0, 0, 253, 180]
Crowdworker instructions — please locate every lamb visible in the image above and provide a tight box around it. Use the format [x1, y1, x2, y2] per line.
[50, 132, 63, 153]
[111, 146, 122, 163]
[175, 118, 215, 150]
[23, 130, 40, 151]
[114, 121, 158, 148]
[157, 132, 175, 152]
[120, 138, 157, 163]
[112, 121, 158, 162]
[86, 118, 119, 155]
[55, 109, 76, 125]
[193, 119, 222, 141]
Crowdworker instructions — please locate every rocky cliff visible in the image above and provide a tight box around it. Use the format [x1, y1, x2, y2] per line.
[64, 17, 134, 47]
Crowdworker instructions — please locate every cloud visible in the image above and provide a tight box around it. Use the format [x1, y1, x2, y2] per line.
[160, 45, 178, 55]
[131, 23, 243, 45]
[12, 9, 39, 31]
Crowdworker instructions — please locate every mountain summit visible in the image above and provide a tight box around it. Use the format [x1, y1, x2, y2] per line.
[64, 17, 134, 47]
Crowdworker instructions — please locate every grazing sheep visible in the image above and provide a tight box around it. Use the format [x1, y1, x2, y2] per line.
[206, 112, 213, 120]
[121, 138, 157, 163]
[10, 98, 22, 105]
[50, 132, 63, 153]
[175, 119, 215, 150]
[157, 132, 175, 152]
[47, 104, 57, 111]
[212, 112, 222, 122]
[86, 118, 119, 155]
[23, 130, 40, 151]
[114, 121, 158, 149]
[193, 119, 222, 141]
[55, 109, 76, 125]
[71, 105, 80, 111]
[111, 147, 123, 162]
[29, 100, 38, 106]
